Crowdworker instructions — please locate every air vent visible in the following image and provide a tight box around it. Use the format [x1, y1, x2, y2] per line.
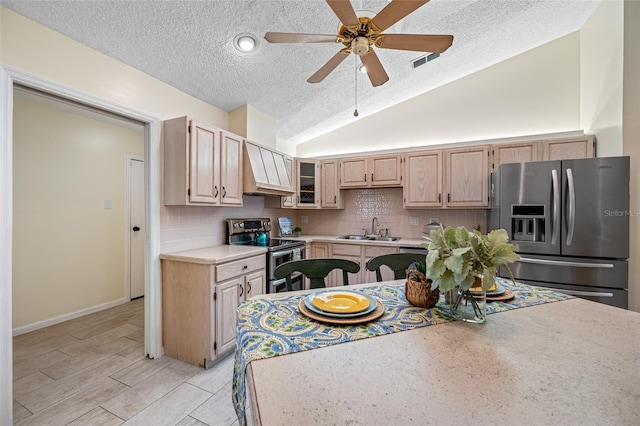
[412, 52, 440, 69]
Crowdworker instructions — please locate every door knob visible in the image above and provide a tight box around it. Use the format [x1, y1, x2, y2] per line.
[132, 226, 140, 232]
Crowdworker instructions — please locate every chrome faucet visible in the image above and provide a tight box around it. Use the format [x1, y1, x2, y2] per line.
[371, 217, 379, 236]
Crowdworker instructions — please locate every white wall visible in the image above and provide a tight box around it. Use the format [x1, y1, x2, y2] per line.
[12, 92, 144, 330]
[297, 33, 581, 157]
[580, 0, 624, 157]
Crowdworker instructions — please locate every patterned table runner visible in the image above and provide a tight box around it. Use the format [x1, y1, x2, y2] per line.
[232, 278, 572, 422]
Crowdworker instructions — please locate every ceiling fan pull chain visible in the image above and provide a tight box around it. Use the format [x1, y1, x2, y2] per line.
[354, 55, 359, 117]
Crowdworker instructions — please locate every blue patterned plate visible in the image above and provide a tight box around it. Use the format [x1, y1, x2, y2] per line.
[304, 291, 378, 318]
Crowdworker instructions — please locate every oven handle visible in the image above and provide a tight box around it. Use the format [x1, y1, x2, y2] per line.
[271, 249, 294, 259]
[517, 257, 614, 269]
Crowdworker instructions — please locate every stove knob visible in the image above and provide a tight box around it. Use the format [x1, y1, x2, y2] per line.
[239, 223, 244, 228]
[233, 223, 239, 228]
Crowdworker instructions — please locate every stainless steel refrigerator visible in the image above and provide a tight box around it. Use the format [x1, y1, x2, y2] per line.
[489, 156, 630, 308]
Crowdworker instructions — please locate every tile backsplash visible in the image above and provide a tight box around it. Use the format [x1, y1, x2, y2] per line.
[294, 188, 487, 239]
[160, 189, 487, 252]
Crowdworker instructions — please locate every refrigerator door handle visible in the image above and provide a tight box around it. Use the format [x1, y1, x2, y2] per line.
[566, 167, 576, 245]
[537, 286, 614, 298]
[517, 257, 614, 269]
[551, 169, 560, 245]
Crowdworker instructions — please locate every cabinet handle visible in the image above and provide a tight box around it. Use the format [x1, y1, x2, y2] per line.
[214, 186, 219, 197]
[247, 282, 252, 294]
[243, 264, 248, 270]
[222, 186, 227, 197]
[364, 174, 367, 182]
[438, 193, 441, 203]
[334, 195, 336, 203]
[239, 284, 244, 297]
[371, 173, 374, 182]
[447, 193, 451, 203]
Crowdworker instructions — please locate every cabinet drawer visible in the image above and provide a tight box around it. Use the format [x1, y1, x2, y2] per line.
[215, 255, 265, 282]
[364, 246, 397, 257]
[331, 244, 361, 256]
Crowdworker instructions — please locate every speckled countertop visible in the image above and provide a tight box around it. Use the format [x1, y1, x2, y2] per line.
[274, 234, 428, 249]
[159, 245, 267, 264]
[246, 290, 640, 425]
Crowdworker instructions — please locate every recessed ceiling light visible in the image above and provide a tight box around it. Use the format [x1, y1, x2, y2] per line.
[233, 33, 258, 53]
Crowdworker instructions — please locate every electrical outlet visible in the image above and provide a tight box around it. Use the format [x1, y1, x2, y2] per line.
[409, 217, 419, 226]
[300, 215, 309, 224]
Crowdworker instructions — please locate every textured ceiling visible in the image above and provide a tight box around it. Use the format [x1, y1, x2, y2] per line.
[3, 0, 600, 145]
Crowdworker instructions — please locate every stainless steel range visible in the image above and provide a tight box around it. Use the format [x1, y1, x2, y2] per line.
[226, 218, 306, 293]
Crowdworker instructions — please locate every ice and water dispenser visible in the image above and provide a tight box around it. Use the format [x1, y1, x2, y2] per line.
[510, 205, 545, 242]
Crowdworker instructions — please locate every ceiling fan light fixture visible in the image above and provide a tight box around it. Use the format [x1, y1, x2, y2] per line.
[351, 37, 369, 56]
[233, 33, 258, 53]
[358, 64, 367, 73]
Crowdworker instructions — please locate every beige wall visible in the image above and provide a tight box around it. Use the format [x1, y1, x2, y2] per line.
[580, 0, 624, 157]
[297, 33, 581, 157]
[12, 93, 144, 329]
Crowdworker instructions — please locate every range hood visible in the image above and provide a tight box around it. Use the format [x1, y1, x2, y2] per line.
[243, 140, 295, 196]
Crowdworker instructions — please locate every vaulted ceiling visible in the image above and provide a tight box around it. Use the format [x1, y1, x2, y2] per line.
[3, 0, 600, 144]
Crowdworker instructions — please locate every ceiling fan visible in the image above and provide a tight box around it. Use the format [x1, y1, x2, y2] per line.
[264, 0, 454, 87]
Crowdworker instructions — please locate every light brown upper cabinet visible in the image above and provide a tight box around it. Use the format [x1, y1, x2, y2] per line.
[163, 116, 243, 206]
[295, 159, 321, 208]
[444, 145, 490, 208]
[321, 159, 343, 208]
[542, 135, 595, 160]
[243, 140, 294, 196]
[491, 141, 541, 171]
[339, 154, 402, 188]
[403, 150, 443, 208]
[281, 155, 295, 208]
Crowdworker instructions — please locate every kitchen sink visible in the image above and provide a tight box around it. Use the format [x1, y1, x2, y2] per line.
[336, 235, 401, 242]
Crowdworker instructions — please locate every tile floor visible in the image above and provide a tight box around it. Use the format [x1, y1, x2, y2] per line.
[12, 298, 239, 426]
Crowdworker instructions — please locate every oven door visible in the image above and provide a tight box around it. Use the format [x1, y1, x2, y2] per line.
[269, 246, 305, 293]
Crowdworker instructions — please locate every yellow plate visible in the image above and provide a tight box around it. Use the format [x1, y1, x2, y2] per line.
[312, 292, 370, 314]
[470, 283, 498, 293]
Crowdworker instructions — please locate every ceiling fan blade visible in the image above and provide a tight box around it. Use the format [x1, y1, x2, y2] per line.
[360, 50, 389, 87]
[265, 32, 338, 43]
[307, 50, 350, 83]
[376, 34, 453, 53]
[326, 0, 359, 26]
[370, 0, 429, 32]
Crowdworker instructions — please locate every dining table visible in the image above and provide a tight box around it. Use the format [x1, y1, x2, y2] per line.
[232, 278, 640, 425]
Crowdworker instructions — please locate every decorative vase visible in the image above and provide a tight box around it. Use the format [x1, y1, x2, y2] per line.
[451, 277, 486, 323]
[405, 270, 439, 308]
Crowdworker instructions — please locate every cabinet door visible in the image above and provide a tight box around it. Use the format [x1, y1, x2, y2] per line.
[339, 157, 368, 187]
[403, 150, 443, 208]
[215, 278, 242, 355]
[445, 146, 489, 208]
[189, 120, 221, 204]
[281, 155, 295, 208]
[491, 142, 540, 171]
[363, 246, 398, 283]
[370, 155, 402, 187]
[543, 136, 595, 160]
[245, 270, 265, 299]
[321, 159, 341, 208]
[296, 159, 320, 208]
[330, 244, 362, 286]
[220, 130, 243, 206]
[311, 243, 330, 258]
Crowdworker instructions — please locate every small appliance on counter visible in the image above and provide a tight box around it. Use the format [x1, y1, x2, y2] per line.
[226, 218, 306, 293]
[489, 156, 630, 308]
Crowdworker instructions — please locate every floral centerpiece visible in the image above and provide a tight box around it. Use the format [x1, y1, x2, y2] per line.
[422, 226, 519, 322]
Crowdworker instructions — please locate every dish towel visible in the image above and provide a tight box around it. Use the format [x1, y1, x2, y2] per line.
[292, 247, 301, 261]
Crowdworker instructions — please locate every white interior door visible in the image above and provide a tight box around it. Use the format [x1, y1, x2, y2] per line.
[129, 157, 145, 299]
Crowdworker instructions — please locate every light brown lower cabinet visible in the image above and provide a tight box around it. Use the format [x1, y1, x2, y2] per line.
[311, 243, 398, 286]
[161, 254, 265, 368]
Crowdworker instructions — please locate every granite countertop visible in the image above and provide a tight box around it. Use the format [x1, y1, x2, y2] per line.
[159, 245, 267, 264]
[246, 295, 640, 425]
[273, 234, 428, 249]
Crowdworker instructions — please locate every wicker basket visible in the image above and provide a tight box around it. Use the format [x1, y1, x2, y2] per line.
[405, 270, 439, 308]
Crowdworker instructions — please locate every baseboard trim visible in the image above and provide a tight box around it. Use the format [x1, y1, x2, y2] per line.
[12, 298, 129, 336]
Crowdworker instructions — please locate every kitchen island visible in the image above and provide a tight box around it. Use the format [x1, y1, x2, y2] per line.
[238, 280, 640, 425]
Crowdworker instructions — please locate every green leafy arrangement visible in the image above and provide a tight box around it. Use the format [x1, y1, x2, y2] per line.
[423, 226, 520, 292]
